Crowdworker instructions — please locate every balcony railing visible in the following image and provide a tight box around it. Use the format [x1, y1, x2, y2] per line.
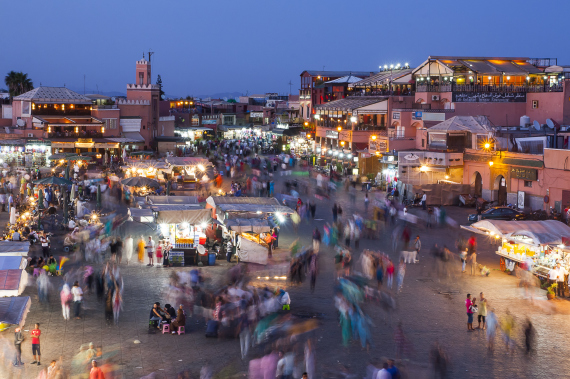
[349, 89, 414, 97]
[48, 131, 104, 138]
[417, 83, 564, 93]
[388, 130, 407, 139]
[92, 105, 118, 110]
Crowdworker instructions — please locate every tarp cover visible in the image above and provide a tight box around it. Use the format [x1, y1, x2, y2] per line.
[225, 218, 272, 233]
[237, 238, 268, 265]
[0, 296, 30, 326]
[166, 157, 211, 167]
[146, 196, 198, 205]
[0, 242, 29, 256]
[465, 220, 570, 246]
[0, 269, 27, 297]
[0, 256, 27, 270]
[156, 209, 211, 225]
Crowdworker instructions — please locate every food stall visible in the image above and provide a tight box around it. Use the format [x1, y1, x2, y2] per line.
[225, 218, 274, 265]
[462, 220, 570, 280]
[123, 160, 171, 182]
[156, 207, 212, 266]
[166, 157, 213, 190]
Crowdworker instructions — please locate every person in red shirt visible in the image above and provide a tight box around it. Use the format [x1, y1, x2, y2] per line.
[90, 360, 105, 379]
[468, 234, 477, 255]
[31, 323, 41, 365]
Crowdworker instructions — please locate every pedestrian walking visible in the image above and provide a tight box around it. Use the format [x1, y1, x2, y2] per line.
[460, 250, 467, 273]
[413, 235, 421, 263]
[386, 260, 395, 289]
[469, 251, 478, 275]
[364, 193, 369, 213]
[146, 236, 155, 266]
[421, 192, 427, 210]
[124, 235, 133, 265]
[477, 292, 487, 330]
[397, 259, 406, 292]
[309, 252, 318, 292]
[60, 284, 72, 320]
[40, 232, 50, 258]
[13, 327, 24, 366]
[312, 228, 321, 254]
[31, 323, 41, 365]
[524, 319, 535, 354]
[72, 281, 83, 319]
[90, 360, 105, 379]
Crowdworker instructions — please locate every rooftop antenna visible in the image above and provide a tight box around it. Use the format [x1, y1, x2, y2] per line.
[323, 65, 325, 71]
[83, 75, 86, 95]
[148, 50, 154, 63]
[288, 80, 292, 95]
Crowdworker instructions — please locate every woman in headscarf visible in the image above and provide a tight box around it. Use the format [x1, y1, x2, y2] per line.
[60, 284, 72, 320]
[137, 236, 145, 263]
[171, 304, 186, 334]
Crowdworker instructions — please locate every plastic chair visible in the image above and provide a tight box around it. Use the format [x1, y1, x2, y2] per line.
[177, 326, 185, 335]
[162, 323, 170, 334]
[33, 268, 41, 277]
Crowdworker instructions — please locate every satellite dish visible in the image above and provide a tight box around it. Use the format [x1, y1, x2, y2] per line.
[546, 119, 555, 129]
[533, 120, 541, 131]
[16, 119, 25, 127]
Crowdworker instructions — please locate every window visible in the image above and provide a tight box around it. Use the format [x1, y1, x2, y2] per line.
[21, 101, 30, 116]
[396, 126, 405, 138]
[103, 118, 117, 130]
[142, 125, 146, 129]
[532, 100, 539, 109]
[422, 139, 425, 148]
[524, 181, 532, 187]
[139, 72, 144, 85]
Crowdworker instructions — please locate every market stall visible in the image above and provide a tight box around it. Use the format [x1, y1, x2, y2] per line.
[166, 157, 213, 191]
[0, 269, 28, 297]
[462, 220, 570, 279]
[0, 296, 31, 330]
[225, 218, 274, 265]
[156, 208, 212, 266]
[123, 160, 171, 182]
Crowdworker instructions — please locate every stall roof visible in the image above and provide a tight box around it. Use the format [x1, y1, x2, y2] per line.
[315, 96, 387, 112]
[225, 218, 273, 233]
[428, 116, 491, 133]
[0, 256, 27, 270]
[0, 270, 23, 291]
[0, 296, 30, 326]
[462, 220, 570, 246]
[146, 196, 199, 205]
[0, 242, 29, 256]
[206, 196, 281, 206]
[156, 209, 211, 225]
[216, 203, 294, 214]
[349, 68, 413, 88]
[166, 157, 211, 167]
[128, 208, 154, 223]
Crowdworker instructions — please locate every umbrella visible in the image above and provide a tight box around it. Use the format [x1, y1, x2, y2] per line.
[129, 151, 154, 156]
[120, 177, 159, 189]
[67, 155, 92, 161]
[70, 184, 76, 201]
[34, 177, 72, 186]
[96, 184, 101, 210]
[166, 181, 171, 196]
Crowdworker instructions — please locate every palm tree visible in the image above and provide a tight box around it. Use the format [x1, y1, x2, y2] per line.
[4, 71, 34, 97]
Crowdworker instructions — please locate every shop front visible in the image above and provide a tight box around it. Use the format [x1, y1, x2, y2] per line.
[219, 125, 253, 140]
[0, 139, 51, 168]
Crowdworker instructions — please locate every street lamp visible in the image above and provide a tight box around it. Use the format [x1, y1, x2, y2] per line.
[371, 135, 377, 140]
[488, 161, 494, 167]
[337, 126, 342, 132]
[340, 141, 345, 147]
[484, 142, 491, 150]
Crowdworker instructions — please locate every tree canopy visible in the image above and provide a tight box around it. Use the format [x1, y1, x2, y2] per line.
[4, 71, 34, 97]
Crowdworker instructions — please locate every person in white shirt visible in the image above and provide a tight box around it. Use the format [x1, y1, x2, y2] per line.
[556, 263, 567, 297]
[12, 230, 20, 241]
[421, 192, 427, 210]
[68, 219, 76, 230]
[71, 281, 83, 319]
[376, 363, 391, 379]
[549, 265, 560, 296]
[146, 236, 155, 266]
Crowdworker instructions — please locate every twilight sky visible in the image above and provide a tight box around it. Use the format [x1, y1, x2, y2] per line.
[1, 0, 566, 98]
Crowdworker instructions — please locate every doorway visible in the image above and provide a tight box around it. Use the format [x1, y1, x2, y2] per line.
[495, 175, 507, 206]
[472, 171, 482, 197]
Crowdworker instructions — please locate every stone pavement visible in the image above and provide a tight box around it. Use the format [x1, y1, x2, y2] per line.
[2, 164, 570, 378]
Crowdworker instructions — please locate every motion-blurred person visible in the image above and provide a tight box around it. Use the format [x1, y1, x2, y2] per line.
[124, 235, 133, 265]
[486, 309, 498, 351]
[89, 360, 105, 379]
[524, 319, 535, 354]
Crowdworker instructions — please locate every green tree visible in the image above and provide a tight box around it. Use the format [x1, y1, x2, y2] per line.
[4, 71, 34, 97]
[156, 74, 165, 99]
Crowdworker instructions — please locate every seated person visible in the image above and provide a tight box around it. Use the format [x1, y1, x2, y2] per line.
[68, 219, 76, 230]
[171, 305, 186, 333]
[12, 230, 20, 241]
[23, 226, 31, 237]
[163, 304, 176, 323]
[64, 235, 74, 247]
[149, 302, 164, 329]
[37, 257, 45, 269]
[47, 255, 57, 266]
[29, 256, 38, 268]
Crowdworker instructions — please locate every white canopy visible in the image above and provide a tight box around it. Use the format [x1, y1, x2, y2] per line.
[0, 270, 28, 297]
[462, 220, 570, 246]
[0, 242, 29, 257]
